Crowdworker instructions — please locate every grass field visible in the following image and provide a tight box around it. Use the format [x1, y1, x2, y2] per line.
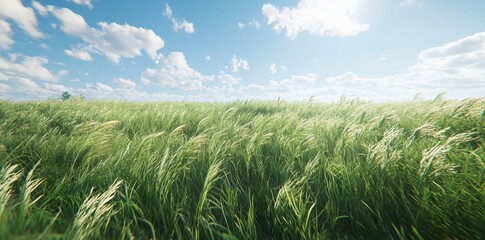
[0, 98, 484, 239]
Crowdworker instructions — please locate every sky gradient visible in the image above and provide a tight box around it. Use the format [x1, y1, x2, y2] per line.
[1, 0, 484, 102]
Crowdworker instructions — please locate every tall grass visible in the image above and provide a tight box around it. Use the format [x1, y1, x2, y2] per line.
[0, 98, 483, 239]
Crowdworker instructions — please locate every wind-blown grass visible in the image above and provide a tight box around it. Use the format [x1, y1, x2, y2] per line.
[0, 98, 483, 239]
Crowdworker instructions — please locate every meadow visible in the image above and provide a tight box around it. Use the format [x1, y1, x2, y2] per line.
[0, 98, 483, 239]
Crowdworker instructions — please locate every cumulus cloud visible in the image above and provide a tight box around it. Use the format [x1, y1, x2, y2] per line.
[0, 0, 44, 49]
[231, 55, 250, 73]
[141, 52, 213, 90]
[0, 52, 76, 100]
[0, 54, 57, 82]
[64, 48, 93, 61]
[43, 83, 68, 92]
[243, 73, 318, 93]
[216, 72, 241, 85]
[44, 5, 164, 63]
[113, 77, 137, 89]
[68, 0, 94, 9]
[262, 0, 369, 39]
[324, 72, 428, 101]
[86, 82, 114, 92]
[0, 20, 13, 50]
[325, 32, 485, 99]
[164, 4, 194, 34]
[238, 22, 245, 29]
[0, 73, 69, 100]
[279, 73, 318, 90]
[238, 73, 330, 101]
[173, 20, 194, 34]
[407, 32, 485, 88]
[242, 73, 406, 102]
[327, 71, 361, 85]
[0, 76, 38, 97]
[79, 74, 240, 101]
[0, 0, 44, 38]
[326, 72, 404, 89]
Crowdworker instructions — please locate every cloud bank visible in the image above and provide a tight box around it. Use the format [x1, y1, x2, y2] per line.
[262, 0, 369, 39]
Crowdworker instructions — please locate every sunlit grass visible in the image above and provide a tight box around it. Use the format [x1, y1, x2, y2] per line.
[0, 98, 483, 239]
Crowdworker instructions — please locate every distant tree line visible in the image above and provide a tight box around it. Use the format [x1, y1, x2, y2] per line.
[60, 91, 85, 101]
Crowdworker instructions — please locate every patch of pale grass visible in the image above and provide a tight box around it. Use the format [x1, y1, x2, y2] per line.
[71, 180, 122, 240]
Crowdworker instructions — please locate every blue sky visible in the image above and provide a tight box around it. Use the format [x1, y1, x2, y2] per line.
[1, 0, 484, 102]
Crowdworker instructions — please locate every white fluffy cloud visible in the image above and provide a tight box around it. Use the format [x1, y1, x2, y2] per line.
[327, 72, 363, 85]
[173, 20, 194, 34]
[0, 0, 44, 49]
[407, 32, 485, 88]
[242, 31, 485, 101]
[231, 55, 250, 73]
[141, 52, 213, 90]
[64, 48, 93, 61]
[325, 32, 485, 99]
[164, 4, 194, 34]
[68, 0, 94, 9]
[43, 83, 68, 92]
[0, 76, 38, 98]
[0, 73, 69, 101]
[0, 20, 13, 50]
[278, 73, 318, 91]
[216, 72, 241, 85]
[113, 77, 137, 89]
[86, 82, 114, 92]
[45, 5, 164, 63]
[0, 0, 44, 38]
[243, 73, 318, 93]
[0, 54, 57, 82]
[0, 53, 76, 100]
[326, 72, 404, 89]
[262, 0, 369, 39]
[285, 73, 318, 83]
